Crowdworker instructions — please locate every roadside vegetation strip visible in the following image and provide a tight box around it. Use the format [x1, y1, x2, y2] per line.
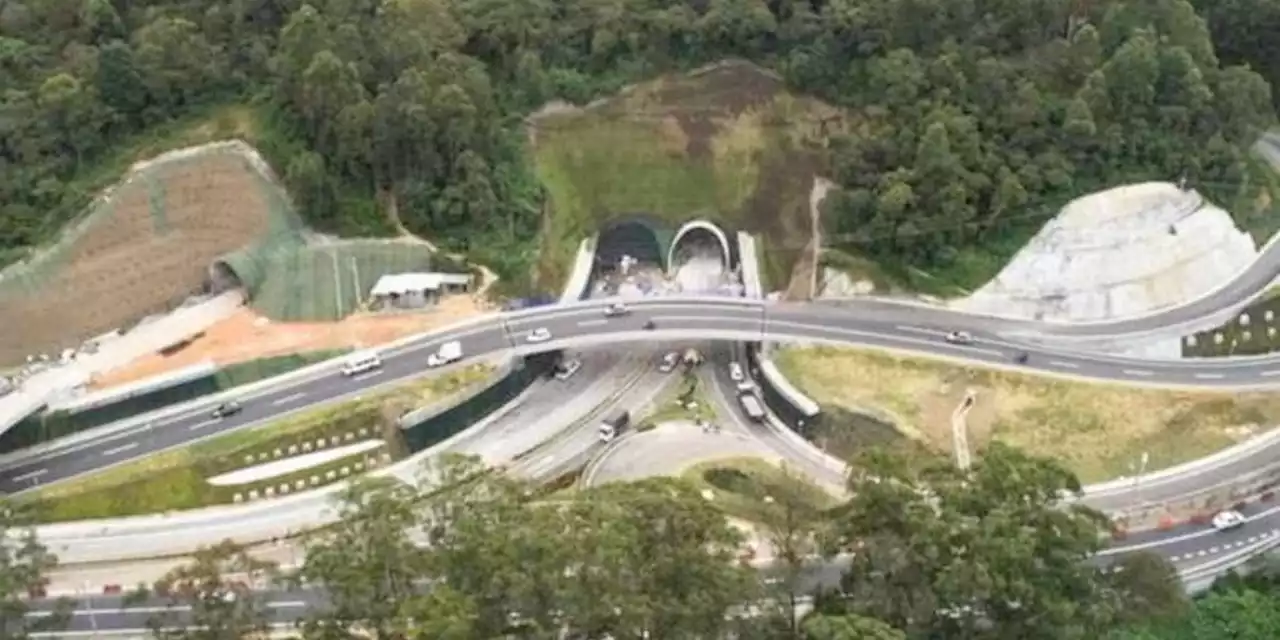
[773, 345, 1280, 484]
[638, 372, 720, 431]
[681, 457, 837, 524]
[23, 364, 493, 522]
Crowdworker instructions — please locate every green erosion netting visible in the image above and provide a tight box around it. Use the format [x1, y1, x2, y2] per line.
[220, 239, 436, 322]
[0, 143, 308, 365]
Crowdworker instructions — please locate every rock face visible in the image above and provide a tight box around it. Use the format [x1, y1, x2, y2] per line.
[955, 182, 1257, 323]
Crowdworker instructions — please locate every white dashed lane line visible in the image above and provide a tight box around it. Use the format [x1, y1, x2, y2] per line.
[1122, 369, 1154, 377]
[1049, 360, 1080, 369]
[1195, 373, 1225, 380]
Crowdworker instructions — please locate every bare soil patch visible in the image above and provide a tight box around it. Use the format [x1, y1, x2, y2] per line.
[774, 345, 1280, 483]
[91, 295, 487, 389]
[0, 152, 277, 365]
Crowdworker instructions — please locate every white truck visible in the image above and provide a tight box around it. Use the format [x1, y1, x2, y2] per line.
[598, 409, 630, 443]
[738, 392, 766, 423]
[427, 340, 463, 368]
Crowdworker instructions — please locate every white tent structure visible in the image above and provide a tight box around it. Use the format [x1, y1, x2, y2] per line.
[369, 272, 472, 309]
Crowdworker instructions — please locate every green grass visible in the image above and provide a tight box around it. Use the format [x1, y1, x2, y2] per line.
[636, 373, 719, 429]
[529, 61, 838, 291]
[26, 364, 493, 521]
[774, 345, 1280, 483]
[681, 457, 838, 523]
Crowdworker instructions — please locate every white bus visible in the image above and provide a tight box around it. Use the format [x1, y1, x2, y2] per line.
[340, 351, 383, 377]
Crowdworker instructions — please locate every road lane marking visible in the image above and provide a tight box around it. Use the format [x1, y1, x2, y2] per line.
[1195, 373, 1225, 380]
[101, 442, 139, 457]
[1122, 369, 1153, 377]
[12, 469, 46, 483]
[1262, 370, 1280, 377]
[189, 419, 220, 431]
[663, 316, 1009, 358]
[577, 319, 608, 327]
[893, 325, 938, 336]
[271, 392, 307, 406]
[1049, 360, 1080, 369]
[351, 370, 384, 382]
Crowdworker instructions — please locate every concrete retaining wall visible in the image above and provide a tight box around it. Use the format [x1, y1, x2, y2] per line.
[560, 236, 599, 304]
[399, 356, 552, 453]
[46, 362, 218, 414]
[737, 232, 764, 299]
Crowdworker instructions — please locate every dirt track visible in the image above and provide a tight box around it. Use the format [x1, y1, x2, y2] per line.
[91, 295, 489, 389]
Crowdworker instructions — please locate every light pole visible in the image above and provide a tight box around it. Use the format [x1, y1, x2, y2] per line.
[1131, 451, 1149, 510]
[81, 581, 98, 634]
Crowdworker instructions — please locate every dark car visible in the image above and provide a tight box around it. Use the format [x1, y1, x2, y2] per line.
[211, 401, 242, 419]
[1013, 352, 1029, 364]
[643, 320, 656, 330]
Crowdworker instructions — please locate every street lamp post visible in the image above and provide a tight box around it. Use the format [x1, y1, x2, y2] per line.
[81, 581, 98, 634]
[1132, 451, 1149, 510]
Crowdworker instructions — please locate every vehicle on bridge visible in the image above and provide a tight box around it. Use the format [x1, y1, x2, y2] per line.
[944, 331, 974, 345]
[599, 409, 630, 443]
[604, 302, 630, 317]
[526, 327, 552, 343]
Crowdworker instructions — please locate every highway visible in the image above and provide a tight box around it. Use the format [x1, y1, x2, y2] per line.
[19, 296, 1280, 561]
[16, 296, 1280, 494]
[23, 557, 851, 637]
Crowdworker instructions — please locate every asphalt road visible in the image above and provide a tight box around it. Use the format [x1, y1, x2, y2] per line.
[27, 346, 658, 565]
[14, 297, 1280, 495]
[18, 296, 1280, 566]
[25, 557, 851, 636]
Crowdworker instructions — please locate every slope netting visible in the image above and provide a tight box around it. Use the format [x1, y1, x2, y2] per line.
[0, 142, 306, 364]
[221, 239, 436, 322]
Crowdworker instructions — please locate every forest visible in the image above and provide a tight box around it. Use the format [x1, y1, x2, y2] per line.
[1, 0, 1278, 286]
[7, 447, 1279, 640]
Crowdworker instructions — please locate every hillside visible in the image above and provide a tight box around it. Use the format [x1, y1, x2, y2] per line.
[0, 143, 297, 364]
[530, 61, 843, 287]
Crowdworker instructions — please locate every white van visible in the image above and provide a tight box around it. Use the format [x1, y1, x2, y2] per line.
[340, 351, 383, 377]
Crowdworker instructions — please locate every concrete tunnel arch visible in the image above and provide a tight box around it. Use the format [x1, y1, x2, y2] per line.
[668, 219, 732, 271]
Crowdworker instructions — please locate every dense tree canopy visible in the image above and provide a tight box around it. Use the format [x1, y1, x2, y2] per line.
[0, 0, 1273, 285]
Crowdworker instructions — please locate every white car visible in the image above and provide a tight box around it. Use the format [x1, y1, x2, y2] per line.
[526, 328, 552, 343]
[603, 303, 630, 317]
[554, 359, 583, 380]
[1211, 510, 1246, 531]
[728, 362, 745, 382]
[658, 352, 679, 373]
[944, 331, 974, 345]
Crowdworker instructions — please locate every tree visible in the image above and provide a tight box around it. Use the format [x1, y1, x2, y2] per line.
[141, 540, 278, 640]
[0, 505, 69, 638]
[752, 464, 833, 635]
[295, 476, 430, 639]
[822, 443, 1172, 639]
[1105, 551, 1190, 626]
[802, 613, 907, 640]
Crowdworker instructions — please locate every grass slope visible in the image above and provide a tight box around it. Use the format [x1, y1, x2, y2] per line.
[775, 345, 1280, 483]
[530, 60, 844, 288]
